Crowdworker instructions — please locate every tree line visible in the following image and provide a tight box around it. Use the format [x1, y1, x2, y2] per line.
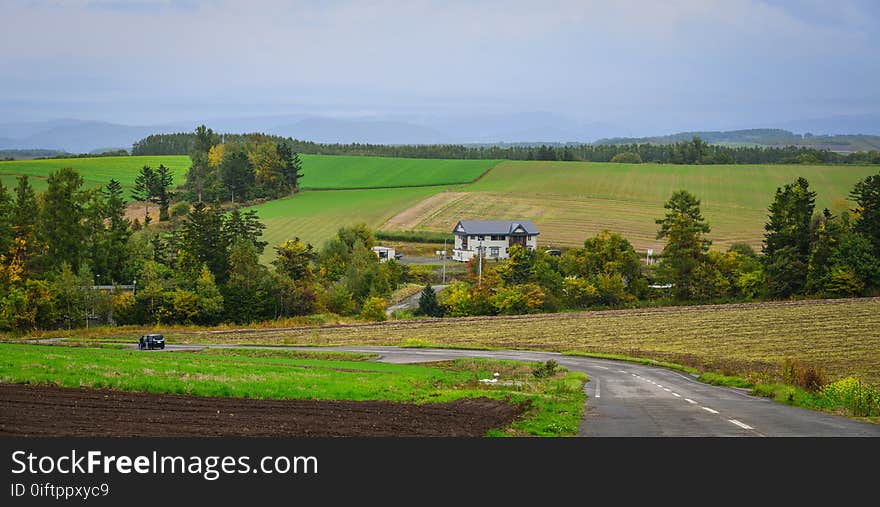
[133, 130, 880, 165]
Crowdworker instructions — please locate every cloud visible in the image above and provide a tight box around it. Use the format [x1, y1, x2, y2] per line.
[1, 0, 878, 128]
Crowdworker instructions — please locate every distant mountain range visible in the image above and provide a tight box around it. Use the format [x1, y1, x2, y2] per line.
[595, 128, 880, 152]
[0, 113, 878, 155]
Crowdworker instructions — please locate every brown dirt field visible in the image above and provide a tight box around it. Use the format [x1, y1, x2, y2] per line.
[0, 383, 525, 437]
[380, 191, 468, 231]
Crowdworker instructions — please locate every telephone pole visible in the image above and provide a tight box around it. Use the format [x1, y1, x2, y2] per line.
[442, 238, 447, 284]
[477, 240, 483, 286]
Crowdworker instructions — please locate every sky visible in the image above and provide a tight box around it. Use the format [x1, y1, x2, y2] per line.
[2, 0, 879, 134]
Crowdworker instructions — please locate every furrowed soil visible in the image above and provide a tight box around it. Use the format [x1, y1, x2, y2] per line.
[0, 383, 525, 437]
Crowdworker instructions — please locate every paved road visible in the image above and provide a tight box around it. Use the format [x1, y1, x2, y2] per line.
[133, 343, 880, 436]
[386, 285, 448, 315]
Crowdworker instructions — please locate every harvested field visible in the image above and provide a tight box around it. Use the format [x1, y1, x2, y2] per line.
[381, 160, 877, 251]
[0, 383, 524, 437]
[174, 298, 880, 386]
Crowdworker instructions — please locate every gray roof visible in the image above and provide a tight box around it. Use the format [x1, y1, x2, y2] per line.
[453, 220, 540, 236]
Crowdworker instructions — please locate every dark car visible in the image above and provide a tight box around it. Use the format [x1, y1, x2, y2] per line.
[138, 334, 165, 350]
[545, 249, 562, 256]
[394, 253, 404, 260]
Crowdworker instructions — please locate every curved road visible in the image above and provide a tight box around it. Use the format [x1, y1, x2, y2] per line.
[160, 343, 880, 436]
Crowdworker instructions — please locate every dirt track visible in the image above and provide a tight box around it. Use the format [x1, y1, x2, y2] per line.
[0, 383, 525, 437]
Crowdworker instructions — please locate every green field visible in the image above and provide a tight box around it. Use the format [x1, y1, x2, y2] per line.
[0, 154, 495, 192]
[0, 155, 191, 189]
[0, 344, 586, 436]
[247, 186, 449, 262]
[383, 161, 880, 251]
[297, 155, 496, 189]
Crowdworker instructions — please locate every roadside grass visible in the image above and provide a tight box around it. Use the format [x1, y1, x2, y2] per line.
[0, 343, 586, 436]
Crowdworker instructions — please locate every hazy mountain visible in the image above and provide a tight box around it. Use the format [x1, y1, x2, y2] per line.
[0, 113, 878, 153]
[774, 114, 880, 136]
[595, 128, 880, 152]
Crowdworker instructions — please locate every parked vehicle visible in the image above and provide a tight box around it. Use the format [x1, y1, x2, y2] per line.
[138, 334, 165, 350]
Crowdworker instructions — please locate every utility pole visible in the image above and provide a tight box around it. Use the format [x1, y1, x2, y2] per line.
[442, 238, 447, 284]
[477, 239, 483, 287]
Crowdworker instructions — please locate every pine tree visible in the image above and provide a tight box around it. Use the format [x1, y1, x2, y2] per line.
[655, 190, 711, 300]
[417, 283, 443, 317]
[0, 180, 12, 257]
[850, 172, 880, 253]
[131, 165, 156, 224]
[151, 164, 174, 221]
[12, 175, 38, 239]
[762, 177, 816, 297]
[39, 168, 86, 272]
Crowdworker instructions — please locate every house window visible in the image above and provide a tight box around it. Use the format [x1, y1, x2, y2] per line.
[477, 235, 485, 241]
[490, 235, 505, 241]
[490, 246, 500, 257]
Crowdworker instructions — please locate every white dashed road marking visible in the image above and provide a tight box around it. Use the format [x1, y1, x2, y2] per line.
[595, 379, 601, 399]
[701, 407, 719, 414]
[672, 393, 681, 397]
[663, 388, 671, 392]
[685, 398, 697, 404]
[729, 419, 753, 430]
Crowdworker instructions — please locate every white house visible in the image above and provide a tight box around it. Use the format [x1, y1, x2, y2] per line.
[451, 220, 539, 262]
[371, 245, 396, 262]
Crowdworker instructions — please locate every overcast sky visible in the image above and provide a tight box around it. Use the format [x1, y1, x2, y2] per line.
[2, 0, 879, 133]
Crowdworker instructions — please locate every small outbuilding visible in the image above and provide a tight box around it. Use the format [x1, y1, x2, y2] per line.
[451, 220, 539, 262]
[372, 245, 396, 262]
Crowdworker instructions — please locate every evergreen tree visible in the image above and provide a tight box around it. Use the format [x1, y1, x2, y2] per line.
[103, 179, 131, 281]
[223, 209, 267, 253]
[150, 164, 174, 221]
[850, 172, 880, 253]
[655, 190, 711, 300]
[762, 177, 816, 297]
[180, 202, 229, 281]
[12, 176, 38, 239]
[219, 150, 253, 203]
[39, 168, 86, 272]
[416, 283, 443, 317]
[131, 165, 156, 224]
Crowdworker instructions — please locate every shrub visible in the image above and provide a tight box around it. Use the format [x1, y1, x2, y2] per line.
[359, 296, 387, 322]
[532, 359, 559, 378]
[610, 152, 642, 164]
[820, 377, 880, 417]
[782, 358, 827, 392]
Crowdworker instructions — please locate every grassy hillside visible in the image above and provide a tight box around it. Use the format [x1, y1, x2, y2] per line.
[382, 161, 879, 251]
[0, 154, 495, 192]
[0, 155, 191, 189]
[298, 155, 496, 189]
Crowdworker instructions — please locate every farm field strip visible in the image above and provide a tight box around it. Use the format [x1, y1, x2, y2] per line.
[161, 298, 880, 387]
[248, 186, 448, 262]
[382, 160, 878, 250]
[297, 155, 497, 189]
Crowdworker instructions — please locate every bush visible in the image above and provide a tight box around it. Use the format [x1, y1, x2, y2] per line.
[820, 377, 880, 417]
[610, 152, 642, 164]
[782, 358, 827, 392]
[532, 359, 559, 378]
[359, 296, 387, 322]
